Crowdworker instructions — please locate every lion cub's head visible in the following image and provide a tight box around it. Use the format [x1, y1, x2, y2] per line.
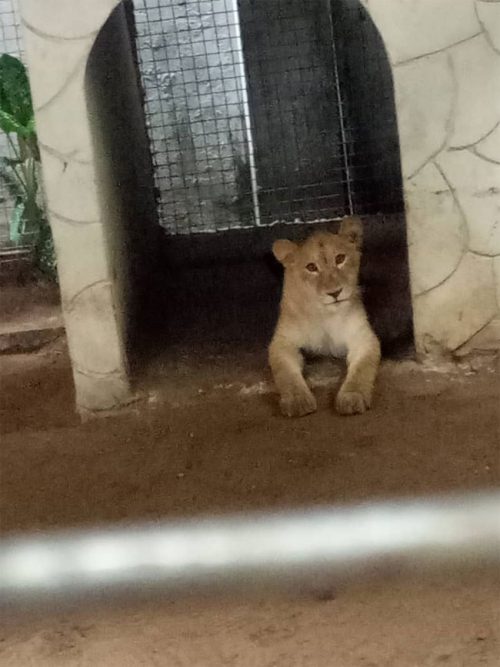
[272, 216, 363, 308]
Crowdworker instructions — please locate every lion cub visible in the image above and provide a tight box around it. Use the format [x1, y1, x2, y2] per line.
[269, 216, 381, 417]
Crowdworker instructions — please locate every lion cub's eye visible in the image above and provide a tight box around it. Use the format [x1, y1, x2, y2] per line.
[335, 253, 346, 265]
[306, 262, 318, 273]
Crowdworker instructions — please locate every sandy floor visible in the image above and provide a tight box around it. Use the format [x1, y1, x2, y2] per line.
[0, 341, 499, 666]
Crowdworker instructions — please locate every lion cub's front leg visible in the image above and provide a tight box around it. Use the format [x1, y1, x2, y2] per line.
[269, 336, 317, 417]
[335, 332, 381, 415]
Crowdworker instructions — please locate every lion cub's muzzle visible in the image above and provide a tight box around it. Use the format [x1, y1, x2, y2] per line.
[322, 287, 352, 306]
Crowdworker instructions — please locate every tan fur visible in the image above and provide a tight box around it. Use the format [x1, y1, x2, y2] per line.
[269, 216, 381, 417]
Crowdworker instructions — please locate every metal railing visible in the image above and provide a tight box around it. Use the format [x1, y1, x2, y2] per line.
[1, 491, 499, 612]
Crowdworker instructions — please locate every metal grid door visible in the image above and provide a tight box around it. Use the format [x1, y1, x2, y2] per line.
[133, 0, 258, 235]
[132, 0, 405, 236]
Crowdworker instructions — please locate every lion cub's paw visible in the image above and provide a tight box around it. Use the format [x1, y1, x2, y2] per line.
[280, 387, 317, 418]
[335, 390, 369, 416]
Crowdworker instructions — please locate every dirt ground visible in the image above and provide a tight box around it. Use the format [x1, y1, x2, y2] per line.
[0, 340, 499, 666]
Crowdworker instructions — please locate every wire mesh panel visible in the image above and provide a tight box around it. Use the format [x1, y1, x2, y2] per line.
[237, 0, 349, 225]
[133, 0, 257, 235]
[132, 0, 405, 234]
[0, 0, 23, 248]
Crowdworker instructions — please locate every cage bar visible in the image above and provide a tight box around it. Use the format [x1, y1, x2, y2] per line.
[1, 491, 499, 611]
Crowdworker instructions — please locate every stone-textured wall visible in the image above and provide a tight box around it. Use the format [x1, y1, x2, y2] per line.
[19, 0, 132, 411]
[363, 0, 500, 353]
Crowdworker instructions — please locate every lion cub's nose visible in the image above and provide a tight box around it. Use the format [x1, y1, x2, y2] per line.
[328, 288, 343, 300]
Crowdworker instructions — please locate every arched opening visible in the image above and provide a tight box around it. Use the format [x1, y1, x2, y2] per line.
[77, 0, 414, 400]
[130, 0, 413, 367]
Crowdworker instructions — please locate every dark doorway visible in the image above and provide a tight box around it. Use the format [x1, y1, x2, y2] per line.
[130, 0, 413, 365]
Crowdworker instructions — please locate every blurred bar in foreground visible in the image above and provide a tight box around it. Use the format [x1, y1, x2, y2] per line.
[1, 491, 499, 611]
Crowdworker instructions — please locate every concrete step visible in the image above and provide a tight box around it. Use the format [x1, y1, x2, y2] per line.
[0, 281, 64, 354]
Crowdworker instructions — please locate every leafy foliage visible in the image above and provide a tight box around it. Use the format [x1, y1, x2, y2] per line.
[0, 54, 56, 279]
[0, 54, 35, 136]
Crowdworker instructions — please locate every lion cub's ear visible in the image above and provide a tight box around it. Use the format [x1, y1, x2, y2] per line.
[339, 215, 363, 249]
[272, 239, 298, 265]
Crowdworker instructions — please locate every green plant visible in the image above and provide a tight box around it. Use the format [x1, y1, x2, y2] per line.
[0, 53, 56, 279]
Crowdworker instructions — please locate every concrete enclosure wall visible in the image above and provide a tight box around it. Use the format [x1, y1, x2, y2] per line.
[19, 0, 500, 411]
[363, 0, 500, 354]
[19, 0, 158, 411]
